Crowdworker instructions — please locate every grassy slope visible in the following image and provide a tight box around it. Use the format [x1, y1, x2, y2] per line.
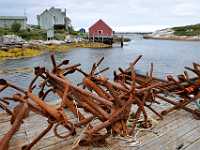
[172, 24, 200, 36]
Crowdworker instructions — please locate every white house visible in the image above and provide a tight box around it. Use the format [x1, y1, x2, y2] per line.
[0, 16, 27, 29]
[37, 7, 71, 39]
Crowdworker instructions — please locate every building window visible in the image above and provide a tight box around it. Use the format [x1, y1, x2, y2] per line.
[97, 30, 103, 35]
[53, 16, 56, 23]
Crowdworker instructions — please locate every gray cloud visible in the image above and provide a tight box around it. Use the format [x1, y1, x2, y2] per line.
[0, 0, 200, 32]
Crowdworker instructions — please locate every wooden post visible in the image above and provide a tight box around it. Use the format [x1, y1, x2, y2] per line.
[121, 36, 124, 48]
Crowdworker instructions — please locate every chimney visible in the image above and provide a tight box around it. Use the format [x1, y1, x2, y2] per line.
[64, 8, 67, 16]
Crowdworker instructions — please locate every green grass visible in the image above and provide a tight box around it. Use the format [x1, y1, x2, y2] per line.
[172, 24, 200, 36]
[0, 28, 13, 36]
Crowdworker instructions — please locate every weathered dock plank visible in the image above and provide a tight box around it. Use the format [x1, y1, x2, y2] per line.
[140, 115, 197, 150]
[164, 124, 200, 150]
[184, 137, 200, 150]
[0, 105, 200, 150]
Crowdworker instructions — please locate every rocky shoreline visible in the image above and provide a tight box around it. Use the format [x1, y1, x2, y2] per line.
[0, 42, 111, 60]
[0, 39, 112, 60]
[0, 35, 113, 60]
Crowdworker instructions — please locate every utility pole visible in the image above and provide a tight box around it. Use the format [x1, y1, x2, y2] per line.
[24, 9, 27, 17]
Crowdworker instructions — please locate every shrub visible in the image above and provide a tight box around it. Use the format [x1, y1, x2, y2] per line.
[17, 29, 47, 41]
[11, 22, 21, 33]
[54, 33, 66, 40]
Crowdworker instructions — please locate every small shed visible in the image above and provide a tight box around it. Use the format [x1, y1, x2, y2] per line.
[89, 19, 113, 45]
[79, 28, 86, 33]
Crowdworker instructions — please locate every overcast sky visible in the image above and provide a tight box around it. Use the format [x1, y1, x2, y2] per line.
[0, 0, 200, 32]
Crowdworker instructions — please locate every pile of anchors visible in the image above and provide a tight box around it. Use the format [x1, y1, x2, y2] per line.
[1, 54, 200, 150]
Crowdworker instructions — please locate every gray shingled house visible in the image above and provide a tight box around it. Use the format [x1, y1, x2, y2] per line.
[37, 7, 71, 30]
[37, 7, 71, 39]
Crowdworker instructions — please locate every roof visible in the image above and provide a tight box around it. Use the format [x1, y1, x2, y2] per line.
[89, 19, 112, 31]
[38, 7, 66, 18]
[40, 9, 55, 17]
[0, 16, 27, 20]
[49, 7, 62, 13]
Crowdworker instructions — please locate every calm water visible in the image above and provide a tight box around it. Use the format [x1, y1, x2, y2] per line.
[1, 34, 200, 96]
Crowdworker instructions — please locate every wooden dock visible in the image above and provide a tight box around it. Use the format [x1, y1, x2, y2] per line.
[1, 102, 200, 150]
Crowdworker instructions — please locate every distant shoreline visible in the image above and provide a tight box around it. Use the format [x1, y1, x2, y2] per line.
[115, 32, 152, 35]
[143, 35, 200, 41]
[143, 24, 200, 42]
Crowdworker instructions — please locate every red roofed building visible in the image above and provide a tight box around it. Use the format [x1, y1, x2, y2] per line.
[89, 19, 113, 37]
[89, 19, 113, 45]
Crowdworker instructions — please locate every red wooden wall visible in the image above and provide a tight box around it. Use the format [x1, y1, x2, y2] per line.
[89, 19, 113, 37]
